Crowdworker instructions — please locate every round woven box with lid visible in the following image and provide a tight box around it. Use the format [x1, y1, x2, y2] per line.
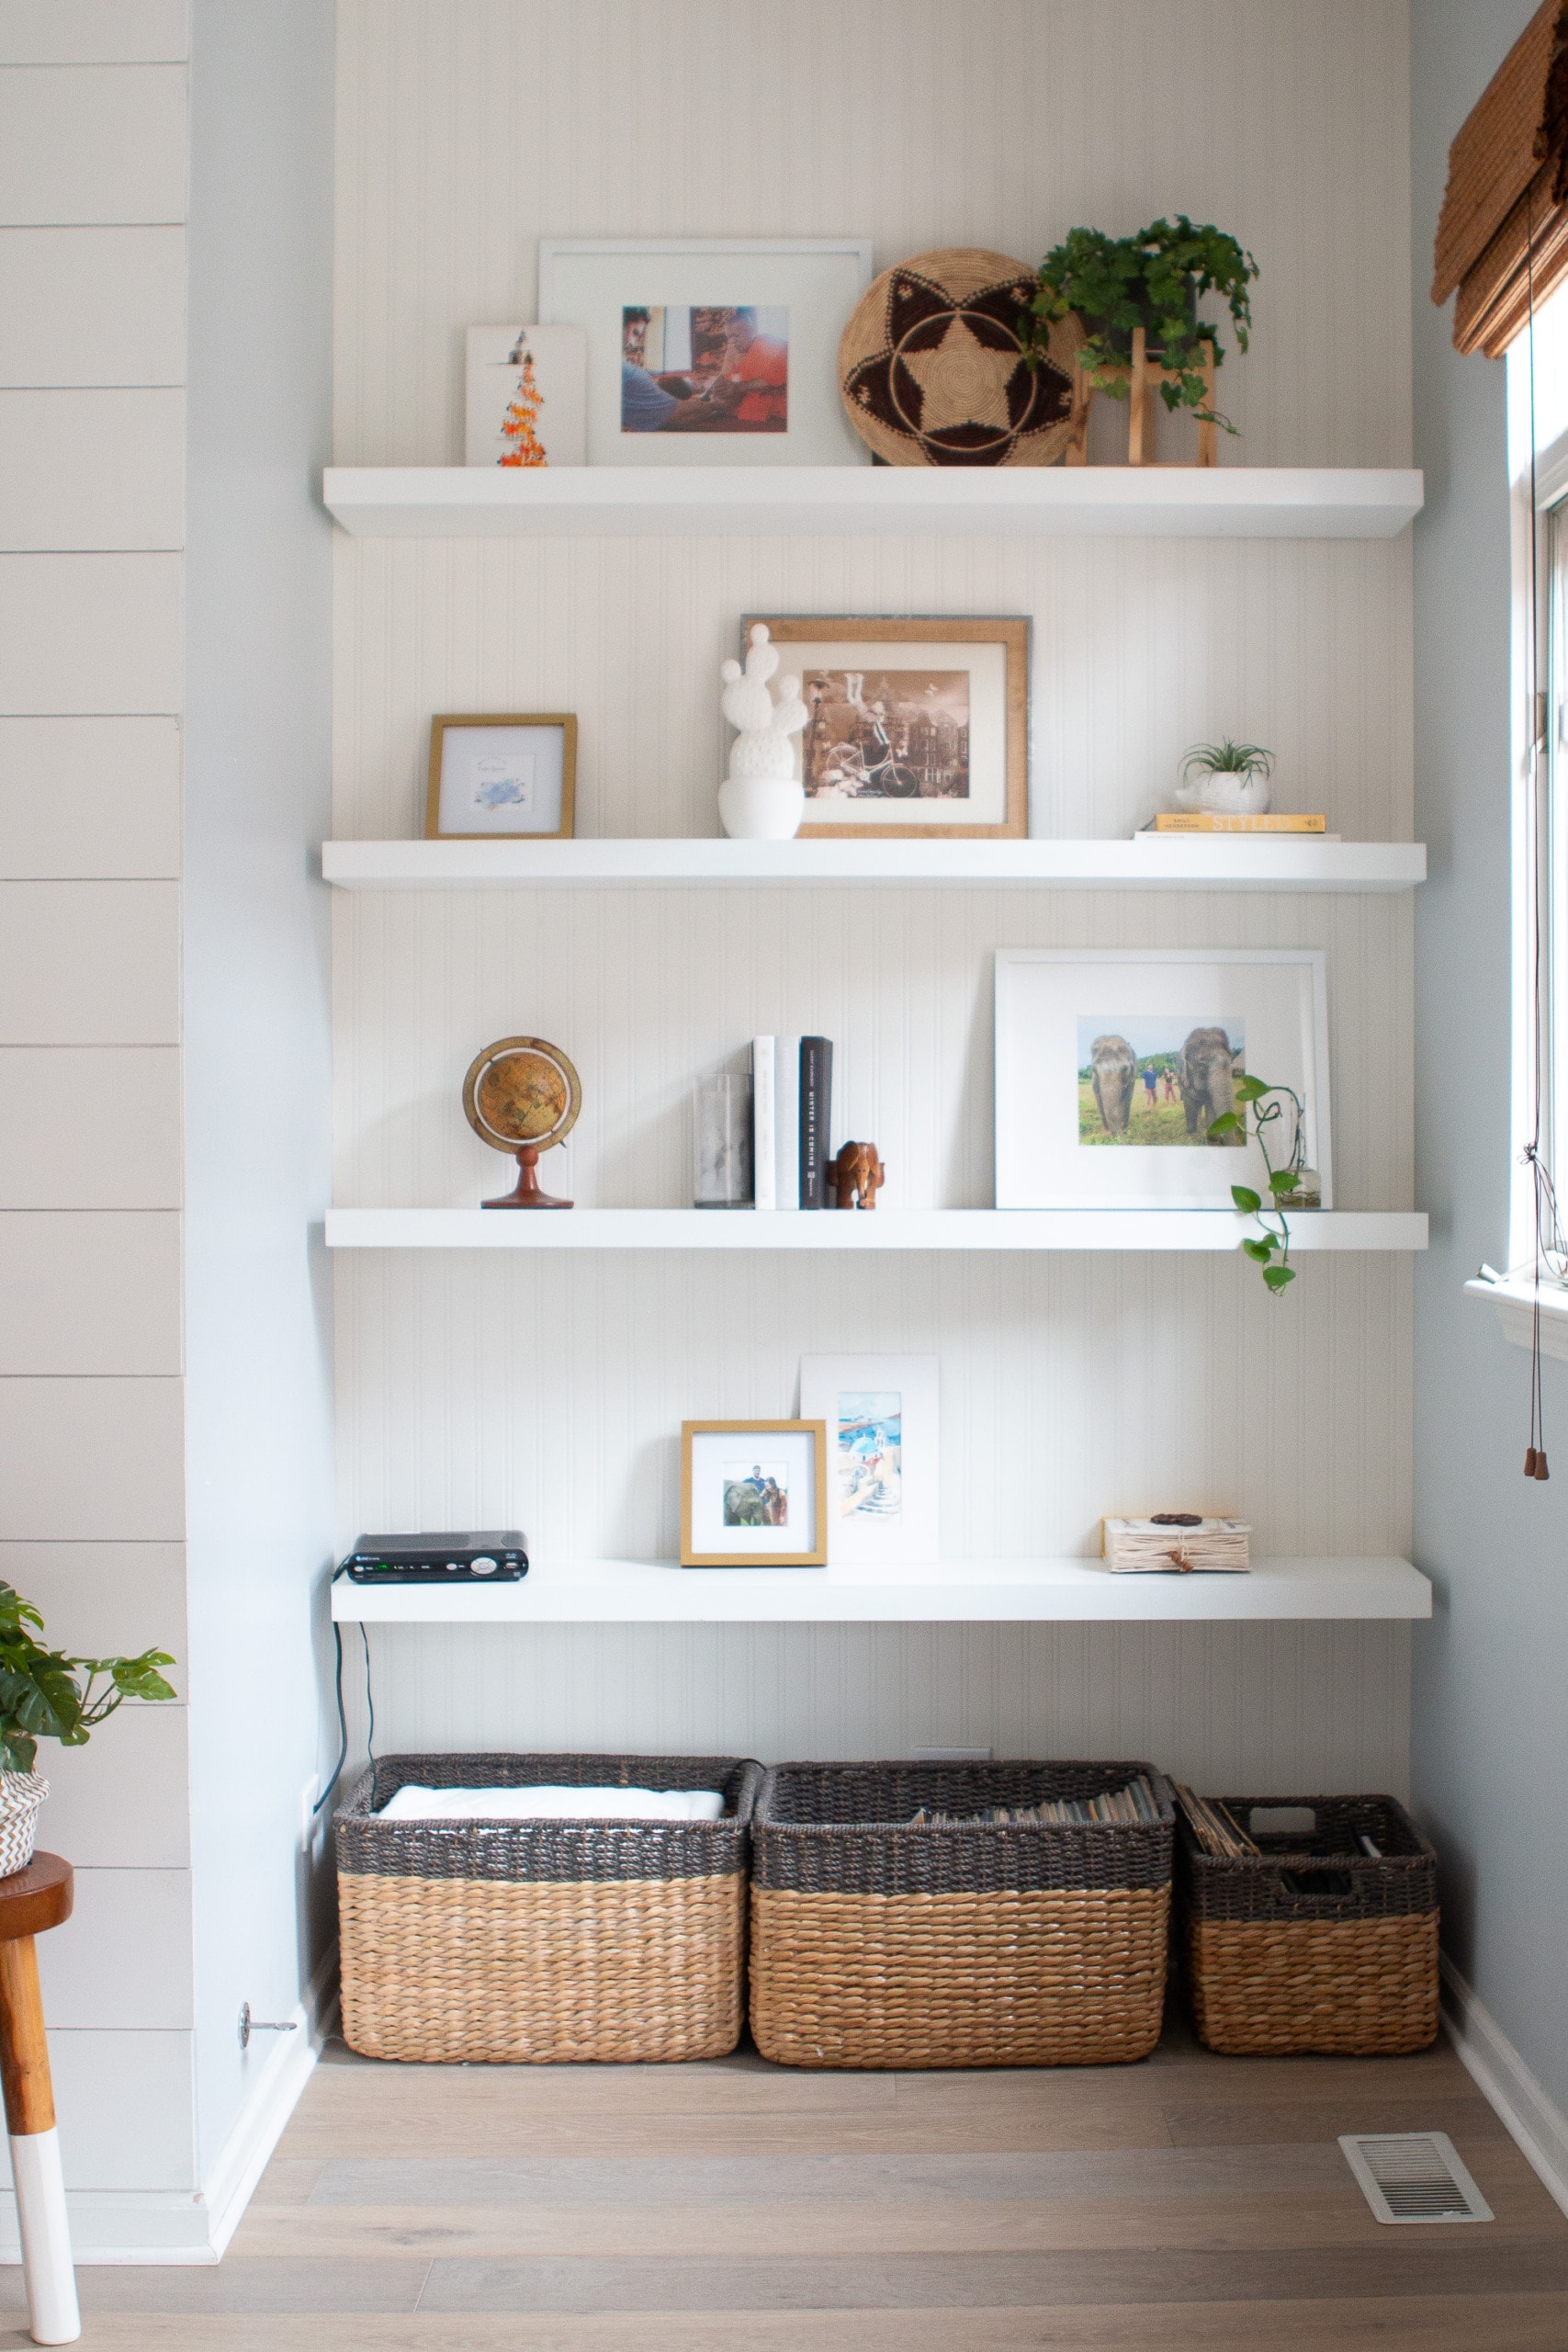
[750, 1759, 1174, 2070]
[335, 1752, 761, 2064]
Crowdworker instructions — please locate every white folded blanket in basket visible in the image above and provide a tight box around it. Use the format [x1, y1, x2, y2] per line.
[376, 1783, 727, 1823]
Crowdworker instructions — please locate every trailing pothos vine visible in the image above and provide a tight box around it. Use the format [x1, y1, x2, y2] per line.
[1210, 1077, 1308, 1295]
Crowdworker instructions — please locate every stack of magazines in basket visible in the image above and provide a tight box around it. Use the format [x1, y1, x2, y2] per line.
[908, 1774, 1164, 1828]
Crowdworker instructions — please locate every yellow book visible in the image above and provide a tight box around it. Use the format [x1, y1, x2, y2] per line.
[1143, 811, 1327, 834]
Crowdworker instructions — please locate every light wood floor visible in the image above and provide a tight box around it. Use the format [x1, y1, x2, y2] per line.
[4, 2008, 1567, 2348]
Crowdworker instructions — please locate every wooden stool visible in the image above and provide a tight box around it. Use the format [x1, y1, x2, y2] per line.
[0, 1857, 77, 2345]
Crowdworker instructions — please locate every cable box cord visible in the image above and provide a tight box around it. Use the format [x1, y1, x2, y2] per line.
[315, 1572, 373, 1819]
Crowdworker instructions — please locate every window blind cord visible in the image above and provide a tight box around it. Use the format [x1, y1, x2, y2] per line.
[1525, 179, 1551, 1480]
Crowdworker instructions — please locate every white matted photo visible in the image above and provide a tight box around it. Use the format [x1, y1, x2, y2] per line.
[538, 239, 874, 466]
[681, 1420, 828, 1568]
[994, 949, 1331, 1209]
[425, 716, 576, 840]
[799, 1355, 939, 1568]
[465, 325, 588, 467]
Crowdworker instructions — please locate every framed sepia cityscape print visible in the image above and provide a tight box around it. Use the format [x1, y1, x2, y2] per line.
[681, 1419, 828, 1568]
[993, 948, 1332, 1210]
[743, 616, 1029, 839]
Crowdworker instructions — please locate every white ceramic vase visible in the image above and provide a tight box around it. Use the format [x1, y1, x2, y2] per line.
[717, 772, 807, 841]
[0, 1772, 49, 1876]
[1173, 768, 1272, 817]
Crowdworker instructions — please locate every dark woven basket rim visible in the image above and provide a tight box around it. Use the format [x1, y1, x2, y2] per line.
[1178, 1791, 1435, 1871]
[757, 1758, 1175, 1833]
[338, 1750, 760, 1825]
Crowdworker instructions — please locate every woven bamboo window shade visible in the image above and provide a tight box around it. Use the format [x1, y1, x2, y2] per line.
[1433, 0, 1568, 356]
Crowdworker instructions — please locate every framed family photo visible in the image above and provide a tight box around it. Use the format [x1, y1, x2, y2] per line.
[994, 948, 1332, 1210]
[538, 238, 874, 467]
[743, 616, 1029, 839]
[425, 716, 576, 840]
[681, 1420, 828, 1568]
[798, 1355, 939, 1568]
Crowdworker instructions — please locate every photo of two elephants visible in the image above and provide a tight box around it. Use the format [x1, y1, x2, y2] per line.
[1078, 1019, 1246, 1147]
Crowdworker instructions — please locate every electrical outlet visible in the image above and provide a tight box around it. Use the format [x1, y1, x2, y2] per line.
[913, 1746, 993, 1762]
[299, 1773, 322, 1848]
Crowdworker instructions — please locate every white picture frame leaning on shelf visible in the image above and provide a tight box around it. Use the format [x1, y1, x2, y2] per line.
[537, 238, 874, 467]
[799, 1355, 939, 1568]
[464, 325, 588, 467]
[994, 948, 1332, 1210]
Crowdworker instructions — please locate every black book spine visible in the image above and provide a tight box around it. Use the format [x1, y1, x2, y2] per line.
[799, 1035, 832, 1209]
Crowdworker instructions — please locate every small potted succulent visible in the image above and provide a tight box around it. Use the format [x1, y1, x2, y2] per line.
[0, 1583, 175, 1872]
[1174, 738, 1276, 816]
[1025, 216, 1258, 431]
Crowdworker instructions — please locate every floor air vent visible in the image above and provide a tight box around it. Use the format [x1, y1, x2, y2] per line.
[1339, 2132, 1494, 2224]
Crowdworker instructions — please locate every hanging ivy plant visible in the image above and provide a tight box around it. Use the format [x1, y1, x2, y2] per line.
[1025, 217, 1259, 430]
[1210, 1077, 1306, 1295]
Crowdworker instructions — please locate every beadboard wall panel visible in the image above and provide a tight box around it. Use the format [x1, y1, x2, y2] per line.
[332, 0, 1417, 1781]
[350, 1620, 1412, 1802]
[333, 534, 1415, 847]
[333, 0, 1412, 472]
[333, 888, 1412, 1214]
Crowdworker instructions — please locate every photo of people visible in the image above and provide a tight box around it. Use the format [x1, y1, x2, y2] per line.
[1077, 1018, 1247, 1147]
[723, 1461, 790, 1527]
[835, 1393, 902, 1521]
[801, 671, 970, 801]
[621, 306, 788, 434]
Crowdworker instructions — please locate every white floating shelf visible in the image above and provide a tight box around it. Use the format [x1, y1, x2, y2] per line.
[324, 1208, 1428, 1253]
[322, 464, 1424, 541]
[333, 1555, 1432, 1626]
[321, 837, 1426, 894]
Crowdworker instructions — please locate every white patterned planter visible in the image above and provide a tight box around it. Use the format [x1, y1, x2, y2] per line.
[0, 1774, 50, 1877]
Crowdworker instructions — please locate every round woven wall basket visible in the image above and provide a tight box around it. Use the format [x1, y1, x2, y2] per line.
[839, 246, 1083, 468]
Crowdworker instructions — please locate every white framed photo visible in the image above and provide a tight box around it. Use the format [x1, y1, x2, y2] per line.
[425, 715, 575, 840]
[681, 1420, 828, 1568]
[465, 324, 587, 467]
[537, 238, 874, 467]
[799, 1355, 939, 1568]
[994, 949, 1332, 1210]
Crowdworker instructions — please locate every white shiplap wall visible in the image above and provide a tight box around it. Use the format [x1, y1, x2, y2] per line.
[333, 0, 1416, 1789]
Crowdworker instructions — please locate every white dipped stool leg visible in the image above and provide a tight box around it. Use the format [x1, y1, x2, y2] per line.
[0, 1938, 78, 2344]
[8, 2130, 77, 2344]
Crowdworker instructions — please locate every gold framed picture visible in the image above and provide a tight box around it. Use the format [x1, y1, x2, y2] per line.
[425, 714, 577, 840]
[742, 615, 1029, 840]
[681, 1419, 829, 1567]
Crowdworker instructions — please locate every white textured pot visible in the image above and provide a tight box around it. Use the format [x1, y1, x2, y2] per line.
[0, 1772, 48, 1877]
[717, 772, 806, 841]
[1173, 770, 1272, 817]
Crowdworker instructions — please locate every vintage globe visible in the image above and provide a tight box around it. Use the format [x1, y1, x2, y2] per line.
[463, 1036, 581, 1153]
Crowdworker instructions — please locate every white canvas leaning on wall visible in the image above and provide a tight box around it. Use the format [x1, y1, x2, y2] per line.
[465, 325, 588, 466]
[538, 239, 874, 467]
[994, 948, 1333, 1210]
[799, 1354, 940, 1567]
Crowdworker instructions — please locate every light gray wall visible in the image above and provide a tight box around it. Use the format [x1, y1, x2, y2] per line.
[1410, 0, 1568, 2101]
[183, 0, 336, 2176]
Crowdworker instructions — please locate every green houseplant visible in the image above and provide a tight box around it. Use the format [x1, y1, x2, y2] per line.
[1210, 1078, 1309, 1295]
[1026, 217, 1259, 429]
[0, 1583, 175, 1871]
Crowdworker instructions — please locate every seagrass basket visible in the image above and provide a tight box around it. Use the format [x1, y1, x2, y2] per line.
[1179, 1792, 1439, 2057]
[750, 1759, 1174, 2070]
[335, 1751, 761, 2064]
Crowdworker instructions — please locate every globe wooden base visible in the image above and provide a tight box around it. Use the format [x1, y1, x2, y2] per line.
[483, 1145, 572, 1209]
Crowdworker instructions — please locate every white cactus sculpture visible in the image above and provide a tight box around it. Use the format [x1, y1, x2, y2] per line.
[717, 623, 808, 840]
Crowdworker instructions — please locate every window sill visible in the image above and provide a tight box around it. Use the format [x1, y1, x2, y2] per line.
[1464, 1272, 1568, 1363]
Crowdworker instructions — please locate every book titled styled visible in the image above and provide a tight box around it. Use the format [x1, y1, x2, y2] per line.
[799, 1036, 833, 1209]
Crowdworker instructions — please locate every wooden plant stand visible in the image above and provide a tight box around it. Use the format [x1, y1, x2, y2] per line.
[0, 1856, 78, 2344]
[1065, 330, 1218, 468]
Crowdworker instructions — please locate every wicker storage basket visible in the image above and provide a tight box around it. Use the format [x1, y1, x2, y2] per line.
[1179, 1792, 1439, 2057]
[336, 1751, 761, 2064]
[750, 1759, 1174, 2070]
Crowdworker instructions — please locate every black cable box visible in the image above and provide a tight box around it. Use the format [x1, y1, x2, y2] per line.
[341, 1531, 529, 1584]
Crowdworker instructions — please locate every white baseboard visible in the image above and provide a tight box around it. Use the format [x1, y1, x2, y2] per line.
[1440, 1951, 1568, 2217]
[0, 1944, 337, 2267]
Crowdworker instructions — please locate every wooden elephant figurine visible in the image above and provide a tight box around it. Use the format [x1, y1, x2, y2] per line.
[828, 1141, 886, 1210]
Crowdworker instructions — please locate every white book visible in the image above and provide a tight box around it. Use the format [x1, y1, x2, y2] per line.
[774, 1035, 801, 1211]
[750, 1036, 776, 1210]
